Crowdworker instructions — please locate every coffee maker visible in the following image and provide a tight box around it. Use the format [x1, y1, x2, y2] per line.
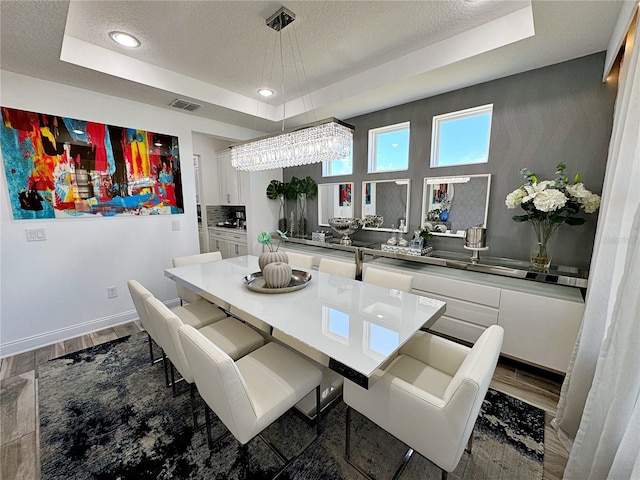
[235, 211, 245, 229]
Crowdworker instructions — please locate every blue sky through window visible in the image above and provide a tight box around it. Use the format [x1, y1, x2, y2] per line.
[374, 129, 409, 172]
[436, 110, 491, 167]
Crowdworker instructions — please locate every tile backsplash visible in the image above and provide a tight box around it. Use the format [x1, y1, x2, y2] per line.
[206, 205, 246, 225]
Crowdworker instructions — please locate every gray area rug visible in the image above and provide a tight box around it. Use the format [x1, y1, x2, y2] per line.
[38, 332, 544, 479]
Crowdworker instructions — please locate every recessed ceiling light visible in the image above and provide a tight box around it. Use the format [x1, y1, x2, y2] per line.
[109, 31, 141, 48]
[257, 88, 275, 97]
[154, 142, 162, 147]
[72, 129, 84, 135]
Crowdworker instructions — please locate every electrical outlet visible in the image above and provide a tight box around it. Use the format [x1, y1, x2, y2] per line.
[172, 220, 180, 231]
[25, 228, 47, 242]
[107, 286, 118, 298]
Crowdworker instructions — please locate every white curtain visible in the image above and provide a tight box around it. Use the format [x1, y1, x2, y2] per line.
[553, 8, 640, 480]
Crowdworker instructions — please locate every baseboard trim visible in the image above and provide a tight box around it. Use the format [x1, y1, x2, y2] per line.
[0, 298, 181, 358]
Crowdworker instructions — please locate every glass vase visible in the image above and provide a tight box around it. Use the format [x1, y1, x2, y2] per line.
[297, 193, 308, 237]
[530, 220, 560, 271]
[277, 193, 287, 233]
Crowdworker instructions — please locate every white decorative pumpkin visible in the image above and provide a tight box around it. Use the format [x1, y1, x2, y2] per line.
[263, 262, 292, 289]
[258, 251, 289, 272]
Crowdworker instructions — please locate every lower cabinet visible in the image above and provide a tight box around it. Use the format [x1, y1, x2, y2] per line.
[498, 289, 584, 372]
[208, 229, 248, 259]
[362, 260, 585, 373]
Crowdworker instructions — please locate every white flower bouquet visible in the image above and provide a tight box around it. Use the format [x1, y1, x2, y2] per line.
[506, 163, 601, 268]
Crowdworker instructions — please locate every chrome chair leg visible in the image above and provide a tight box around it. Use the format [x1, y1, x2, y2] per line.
[346, 406, 425, 480]
[170, 361, 177, 397]
[147, 333, 155, 365]
[239, 443, 249, 480]
[204, 406, 213, 448]
[190, 383, 199, 430]
[163, 352, 170, 387]
[147, 333, 163, 366]
[315, 385, 321, 436]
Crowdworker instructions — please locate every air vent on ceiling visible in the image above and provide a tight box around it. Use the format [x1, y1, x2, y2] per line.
[170, 99, 202, 111]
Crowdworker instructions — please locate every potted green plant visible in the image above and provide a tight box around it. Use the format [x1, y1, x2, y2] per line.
[266, 180, 288, 232]
[287, 176, 317, 236]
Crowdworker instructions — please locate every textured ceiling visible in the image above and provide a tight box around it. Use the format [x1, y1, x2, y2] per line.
[0, 0, 626, 135]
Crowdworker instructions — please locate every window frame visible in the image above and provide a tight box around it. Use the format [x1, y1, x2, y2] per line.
[367, 121, 410, 174]
[430, 104, 493, 168]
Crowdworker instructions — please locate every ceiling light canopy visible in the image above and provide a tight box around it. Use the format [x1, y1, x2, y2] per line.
[230, 6, 354, 172]
[109, 31, 140, 48]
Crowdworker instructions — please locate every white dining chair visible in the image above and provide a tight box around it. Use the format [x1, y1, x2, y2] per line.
[172, 251, 231, 311]
[178, 324, 324, 477]
[144, 296, 264, 427]
[284, 250, 314, 269]
[344, 325, 504, 480]
[363, 266, 413, 292]
[318, 257, 356, 279]
[127, 280, 164, 366]
[128, 279, 226, 366]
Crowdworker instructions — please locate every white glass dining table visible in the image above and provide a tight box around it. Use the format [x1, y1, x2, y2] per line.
[164, 255, 446, 388]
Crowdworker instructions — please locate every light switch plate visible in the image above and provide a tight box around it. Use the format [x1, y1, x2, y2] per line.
[26, 228, 46, 242]
[172, 220, 180, 231]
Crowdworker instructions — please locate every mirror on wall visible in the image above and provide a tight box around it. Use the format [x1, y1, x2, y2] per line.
[318, 182, 354, 226]
[421, 174, 491, 237]
[361, 179, 411, 232]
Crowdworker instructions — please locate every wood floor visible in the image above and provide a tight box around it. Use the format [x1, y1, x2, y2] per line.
[0, 322, 569, 480]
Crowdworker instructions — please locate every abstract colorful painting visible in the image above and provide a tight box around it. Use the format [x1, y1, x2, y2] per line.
[0, 107, 183, 219]
[339, 183, 351, 207]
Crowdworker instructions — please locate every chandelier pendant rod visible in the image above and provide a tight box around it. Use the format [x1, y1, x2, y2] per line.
[229, 6, 354, 172]
[279, 27, 285, 132]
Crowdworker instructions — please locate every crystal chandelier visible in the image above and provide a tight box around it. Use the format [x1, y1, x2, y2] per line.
[230, 7, 354, 172]
[231, 118, 353, 171]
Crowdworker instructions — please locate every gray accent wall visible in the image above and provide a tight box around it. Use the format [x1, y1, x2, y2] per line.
[285, 53, 616, 269]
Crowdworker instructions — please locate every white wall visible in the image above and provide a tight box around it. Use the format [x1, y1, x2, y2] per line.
[245, 169, 284, 255]
[0, 71, 264, 356]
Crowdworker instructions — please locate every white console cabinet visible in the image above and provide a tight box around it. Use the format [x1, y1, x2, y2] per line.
[362, 260, 584, 373]
[498, 289, 584, 372]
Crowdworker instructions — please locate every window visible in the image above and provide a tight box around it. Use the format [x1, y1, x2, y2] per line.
[368, 122, 410, 173]
[430, 104, 493, 168]
[322, 140, 353, 177]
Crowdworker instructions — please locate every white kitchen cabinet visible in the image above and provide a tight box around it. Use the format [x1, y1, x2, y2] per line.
[208, 228, 248, 259]
[217, 150, 249, 205]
